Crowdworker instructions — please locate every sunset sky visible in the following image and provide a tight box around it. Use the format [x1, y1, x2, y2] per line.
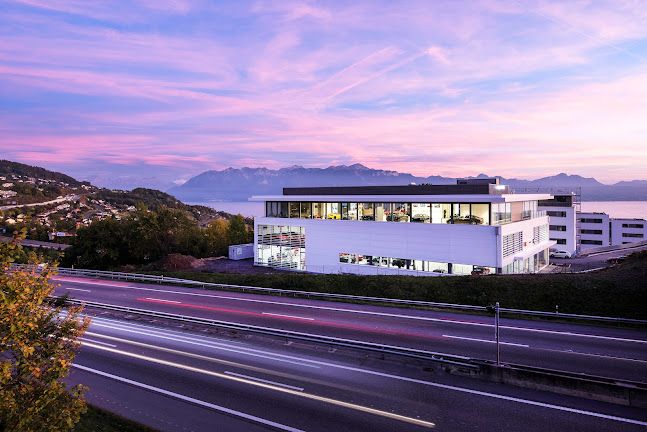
[2, 0, 647, 189]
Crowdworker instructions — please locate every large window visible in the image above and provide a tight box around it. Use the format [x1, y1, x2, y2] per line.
[547, 211, 567, 217]
[623, 233, 644, 238]
[300, 202, 311, 219]
[348, 203, 358, 220]
[264, 200, 523, 226]
[581, 239, 603, 245]
[430, 203, 452, 224]
[257, 225, 306, 270]
[411, 203, 430, 223]
[549, 225, 567, 231]
[471, 204, 489, 225]
[377, 203, 389, 222]
[449, 203, 471, 224]
[337, 254, 493, 275]
[522, 201, 537, 220]
[581, 218, 603, 224]
[360, 203, 374, 220]
[313, 202, 325, 219]
[266, 202, 289, 218]
[391, 203, 410, 222]
[623, 223, 644, 228]
[326, 202, 341, 219]
[289, 202, 300, 218]
[492, 203, 511, 224]
[581, 229, 602, 235]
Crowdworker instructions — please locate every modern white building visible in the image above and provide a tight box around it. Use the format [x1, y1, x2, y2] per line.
[580, 212, 611, 249]
[251, 179, 554, 276]
[539, 194, 578, 254]
[610, 218, 647, 245]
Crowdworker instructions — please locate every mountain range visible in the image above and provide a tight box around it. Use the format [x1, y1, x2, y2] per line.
[167, 164, 647, 202]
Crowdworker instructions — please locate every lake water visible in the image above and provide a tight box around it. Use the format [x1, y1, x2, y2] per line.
[189, 200, 647, 220]
[187, 201, 265, 217]
[581, 201, 647, 220]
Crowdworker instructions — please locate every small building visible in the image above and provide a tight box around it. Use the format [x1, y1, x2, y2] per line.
[610, 218, 646, 245]
[580, 212, 611, 249]
[229, 243, 254, 260]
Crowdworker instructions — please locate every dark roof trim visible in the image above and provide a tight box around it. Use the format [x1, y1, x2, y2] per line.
[283, 184, 508, 196]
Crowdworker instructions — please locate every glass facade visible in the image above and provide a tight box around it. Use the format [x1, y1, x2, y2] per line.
[337, 253, 496, 275]
[256, 225, 306, 271]
[501, 249, 549, 274]
[264, 201, 508, 225]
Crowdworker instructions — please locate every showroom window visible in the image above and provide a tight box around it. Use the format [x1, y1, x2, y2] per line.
[411, 203, 431, 223]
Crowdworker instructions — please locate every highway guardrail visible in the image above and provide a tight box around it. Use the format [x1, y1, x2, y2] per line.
[12, 264, 647, 325]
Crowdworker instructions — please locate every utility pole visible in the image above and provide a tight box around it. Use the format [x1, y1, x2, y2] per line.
[495, 301, 500, 366]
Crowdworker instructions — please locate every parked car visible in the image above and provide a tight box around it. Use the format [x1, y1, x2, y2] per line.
[471, 266, 490, 275]
[411, 214, 430, 223]
[549, 250, 571, 258]
[391, 258, 406, 268]
[607, 255, 627, 264]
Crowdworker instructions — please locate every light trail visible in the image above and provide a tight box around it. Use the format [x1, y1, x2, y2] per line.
[73, 363, 305, 432]
[138, 297, 449, 340]
[79, 341, 437, 428]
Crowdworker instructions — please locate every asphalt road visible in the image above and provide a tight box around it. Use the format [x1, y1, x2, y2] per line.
[67, 313, 647, 432]
[550, 243, 647, 272]
[52, 276, 647, 384]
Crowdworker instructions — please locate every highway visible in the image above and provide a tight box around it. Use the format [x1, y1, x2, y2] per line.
[68, 311, 647, 431]
[53, 276, 647, 383]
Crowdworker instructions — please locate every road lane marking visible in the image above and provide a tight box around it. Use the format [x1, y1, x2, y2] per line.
[81, 338, 116, 347]
[442, 335, 529, 347]
[72, 364, 305, 432]
[77, 344, 436, 428]
[65, 288, 91, 292]
[225, 371, 304, 391]
[145, 298, 181, 304]
[263, 312, 314, 320]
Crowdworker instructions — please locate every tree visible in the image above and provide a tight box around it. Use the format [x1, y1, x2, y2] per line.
[0, 233, 90, 431]
[226, 214, 251, 246]
[205, 218, 229, 257]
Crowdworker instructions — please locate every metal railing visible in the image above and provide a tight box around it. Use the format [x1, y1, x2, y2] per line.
[11, 264, 647, 325]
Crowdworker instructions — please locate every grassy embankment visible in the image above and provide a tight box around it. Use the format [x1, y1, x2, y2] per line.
[148, 251, 647, 320]
[73, 405, 157, 432]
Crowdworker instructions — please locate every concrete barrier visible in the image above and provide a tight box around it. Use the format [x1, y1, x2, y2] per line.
[448, 360, 647, 408]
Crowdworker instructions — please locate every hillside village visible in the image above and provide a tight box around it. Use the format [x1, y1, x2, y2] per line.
[0, 162, 237, 249]
[1, 172, 133, 242]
